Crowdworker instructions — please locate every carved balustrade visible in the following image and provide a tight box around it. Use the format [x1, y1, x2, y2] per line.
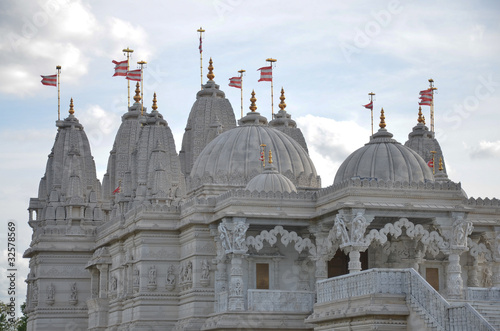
[315, 268, 495, 330]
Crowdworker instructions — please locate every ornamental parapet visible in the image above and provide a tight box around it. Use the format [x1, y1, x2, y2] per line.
[318, 178, 463, 199]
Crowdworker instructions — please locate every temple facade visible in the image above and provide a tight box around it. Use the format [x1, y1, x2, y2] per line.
[24, 62, 500, 330]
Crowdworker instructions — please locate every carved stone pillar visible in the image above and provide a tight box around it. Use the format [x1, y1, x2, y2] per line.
[468, 258, 480, 287]
[228, 253, 244, 311]
[214, 258, 227, 293]
[315, 258, 327, 282]
[446, 252, 464, 299]
[97, 264, 109, 299]
[217, 218, 248, 311]
[90, 268, 99, 299]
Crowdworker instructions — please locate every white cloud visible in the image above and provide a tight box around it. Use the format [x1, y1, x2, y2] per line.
[468, 140, 500, 159]
[297, 115, 371, 187]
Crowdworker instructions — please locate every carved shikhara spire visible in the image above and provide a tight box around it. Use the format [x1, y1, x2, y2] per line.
[152, 92, 158, 111]
[279, 87, 286, 111]
[134, 82, 141, 103]
[69, 98, 74, 115]
[207, 57, 214, 81]
[418, 106, 424, 123]
[379, 108, 386, 129]
[249, 90, 257, 112]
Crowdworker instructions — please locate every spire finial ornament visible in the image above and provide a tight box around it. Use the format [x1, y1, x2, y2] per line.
[379, 108, 386, 129]
[69, 98, 74, 115]
[418, 106, 424, 123]
[268, 150, 273, 164]
[439, 157, 443, 171]
[207, 58, 214, 81]
[279, 87, 286, 111]
[134, 82, 141, 103]
[152, 92, 158, 111]
[249, 90, 257, 112]
[422, 115, 426, 125]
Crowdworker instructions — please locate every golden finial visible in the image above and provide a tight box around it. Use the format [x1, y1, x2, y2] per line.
[133, 82, 141, 103]
[439, 157, 443, 171]
[379, 108, 386, 129]
[69, 98, 74, 115]
[152, 92, 158, 111]
[279, 87, 286, 111]
[207, 57, 214, 81]
[268, 150, 273, 164]
[422, 115, 426, 125]
[417, 106, 424, 123]
[249, 90, 257, 112]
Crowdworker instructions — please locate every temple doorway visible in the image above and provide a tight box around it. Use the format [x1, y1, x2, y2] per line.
[327, 249, 368, 278]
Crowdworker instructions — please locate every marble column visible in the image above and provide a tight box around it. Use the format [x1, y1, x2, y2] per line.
[97, 264, 109, 299]
[228, 253, 244, 311]
[446, 252, 464, 299]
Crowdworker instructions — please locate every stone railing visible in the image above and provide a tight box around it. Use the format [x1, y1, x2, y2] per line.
[466, 287, 500, 302]
[247, 290, 315, 313]
[448, 303, 496, 331]
[316, 268, 495, 331]
[214, 291, 228, 313]
[316, 268, 407, 303]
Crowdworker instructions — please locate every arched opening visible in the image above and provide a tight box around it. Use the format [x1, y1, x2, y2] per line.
[327, 249, 368, 278]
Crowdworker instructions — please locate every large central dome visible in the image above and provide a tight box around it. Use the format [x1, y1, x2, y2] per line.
[334, 126, 434, 185]
[189, 110, 320, 191]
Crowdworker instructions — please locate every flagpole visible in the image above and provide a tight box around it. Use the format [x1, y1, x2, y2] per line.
[266, 58, 277, 118]
[123, 48, 134, 108]
[238, 69, 245, 118]
[428, 78, 437, 133]
[138, 60, 147, 115]
[56, 65, 61, 120]
[368, 92, 375, 135]
[197, 27, 205, 89]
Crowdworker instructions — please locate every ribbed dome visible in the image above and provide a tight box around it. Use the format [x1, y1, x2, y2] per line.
[189, 111, 320, 191]
[334, 128, 434, 185]
[246, 164, 297, 193]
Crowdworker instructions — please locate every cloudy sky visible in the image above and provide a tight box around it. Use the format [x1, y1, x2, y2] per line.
[1, 0, 499, 312]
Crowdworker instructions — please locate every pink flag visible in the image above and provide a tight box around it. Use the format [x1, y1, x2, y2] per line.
[363, 101, 373, 110]
[229, 76, 242, 89]
[199, 36, 202, 54]
[257, 66, 272, 82]
[40, 74, 57, 87]
[126, 69, 141, 81]
[419, 100, 432, 106]
[112, 60, 128, 77]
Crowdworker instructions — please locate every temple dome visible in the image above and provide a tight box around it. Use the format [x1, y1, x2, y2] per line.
[189, 110, 320, 192]
[245, 164, 297, 193]
[334, 127, 434, 185]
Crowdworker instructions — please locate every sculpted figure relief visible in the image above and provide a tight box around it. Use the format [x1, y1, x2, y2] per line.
[201, 259, 210, 280]
[70, 282, 78, 301]
[166, 265, 176, 286]
[47, 283, 55, 300]
[149, 266, 157, 285]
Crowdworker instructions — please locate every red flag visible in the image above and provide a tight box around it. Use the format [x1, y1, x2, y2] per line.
[112, 185, 121, 194]
[229, 76, 242, 89]
[257, 66, 272, 82]
[199, 36, 202, 54]
[419, 88, 432, 96]
[260, 151, 264, 161]
[427, 160, 434, 168]
[41, 74, 57, 87]
[419, 100, 432, 106]
[126, 69, 141, 81]
[363, 101, 373, 110]
[112, 60, 128, 77]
